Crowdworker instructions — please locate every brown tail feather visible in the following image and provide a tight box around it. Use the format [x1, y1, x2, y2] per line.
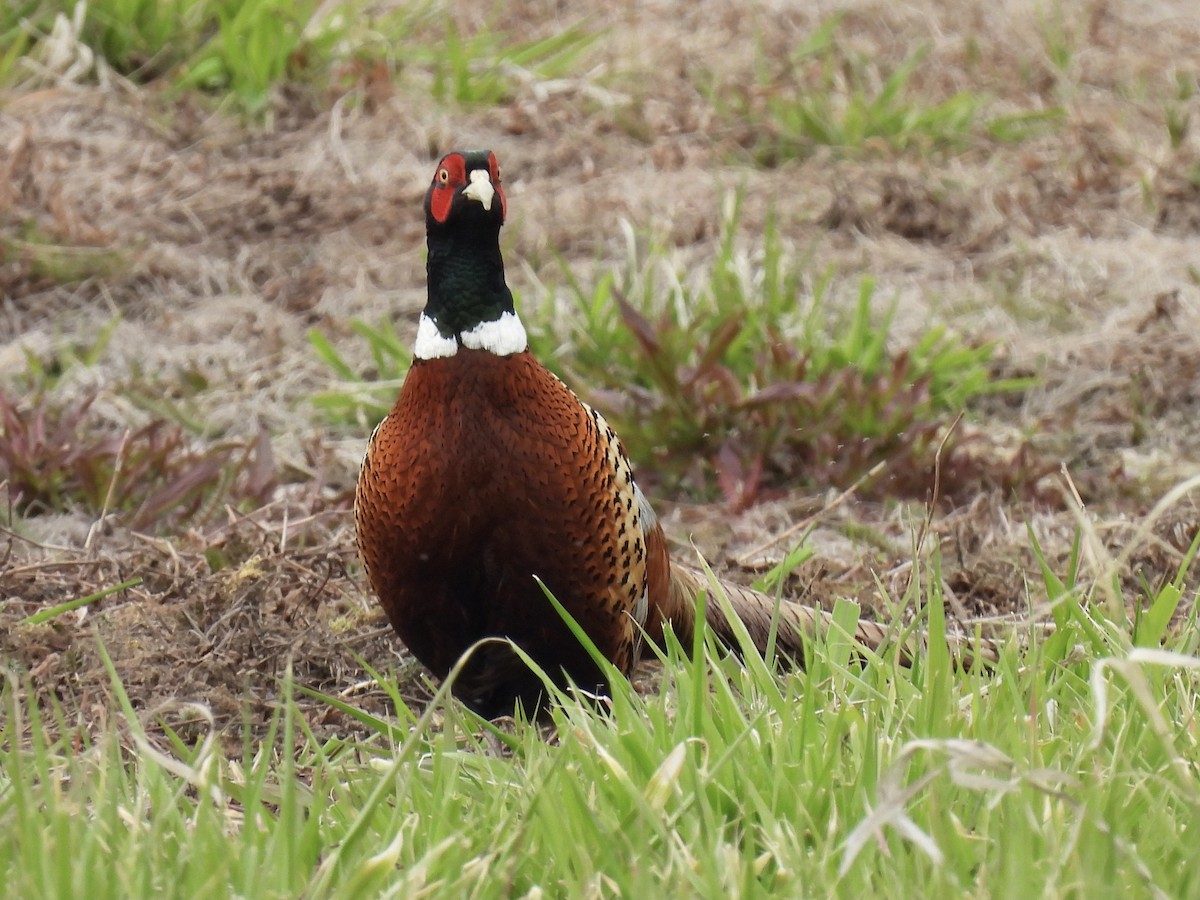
[664, 563, 1000, 669]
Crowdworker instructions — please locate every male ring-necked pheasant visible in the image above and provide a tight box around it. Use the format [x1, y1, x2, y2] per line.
[355, 150, 992, 718]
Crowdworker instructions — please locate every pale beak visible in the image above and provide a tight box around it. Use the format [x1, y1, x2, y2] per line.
[462, 168, 495, 212]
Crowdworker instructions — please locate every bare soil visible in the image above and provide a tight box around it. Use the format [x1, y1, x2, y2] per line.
[2, 0, 1199, 748]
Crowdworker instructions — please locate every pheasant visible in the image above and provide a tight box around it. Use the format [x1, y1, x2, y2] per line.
[355, 150, 993, 718]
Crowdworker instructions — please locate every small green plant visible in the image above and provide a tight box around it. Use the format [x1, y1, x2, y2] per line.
[719, 14, 1062, 165]
[12, 315, 121, 394]
[1130, 528, 1197, 649]
[79, 0, 205, 78]
[0, 3, 40, 84]
[526, 198, 1030, 504]
[421, 21, 600, 105]
[20, 577, 143, 625]
[4, 0, 364, 113]
[1165, 72, 1195, 150]
[723, 17, 979, 164]
[2, 1, 597, 113]
[176, 0, 345, 114]
[1035, 0, 1076, 75]
[309, 318, 409, 428]
[0, 389, 276, 530]
[1, 226, 131, 289]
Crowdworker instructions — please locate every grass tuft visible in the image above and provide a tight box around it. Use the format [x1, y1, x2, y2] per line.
[716, 14, 1063, 166]
[175, 0, 343, 114]
[1, 222, 132, 289]
[423, 19, 600, 106]
[1, 1, 599, 115]
[308, 318, 409, 429]
[527, 197, 1029, 502]
[0, 388, 276, 531]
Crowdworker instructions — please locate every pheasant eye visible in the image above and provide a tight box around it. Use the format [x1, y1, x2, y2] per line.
[438, 168, 450, 184]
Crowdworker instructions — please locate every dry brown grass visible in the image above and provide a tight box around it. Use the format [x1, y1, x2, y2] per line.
[2, 0, 1199, 744]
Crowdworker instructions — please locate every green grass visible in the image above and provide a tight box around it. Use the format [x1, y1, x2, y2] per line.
[309, 316, 409, 430]
[422, 19, 601, 106]
[3, 543, 1199, 897]
[0, 385, 276, 530]
[1165, 72, 1195, 150]
[1, 330, 277, 531]
[526, 212, 1009, 497]
[174, 0, 344, 114]
[72, 0, 206, 79]
[718, 14, 1063, 165]
[1035, 0, 1077, 77]
[1, 0, 598, 115]
[2, 0, 335, 112]
[0, 224, 132, 288]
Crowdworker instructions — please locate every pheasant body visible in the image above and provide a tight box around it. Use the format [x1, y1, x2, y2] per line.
[354, 149, 993, 717]
[357, 343, 669, 714]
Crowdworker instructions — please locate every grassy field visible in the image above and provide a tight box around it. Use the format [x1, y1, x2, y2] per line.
[3, 0, 1200, 896]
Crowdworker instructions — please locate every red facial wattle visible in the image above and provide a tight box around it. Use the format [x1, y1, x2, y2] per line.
[485, 151, 507, 222]
[428, 153, 466, 224]
[427, 151, 506, 224]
